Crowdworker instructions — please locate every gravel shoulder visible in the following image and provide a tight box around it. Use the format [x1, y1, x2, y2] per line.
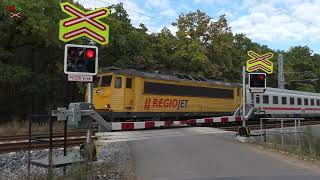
[0, 141, 135, 180]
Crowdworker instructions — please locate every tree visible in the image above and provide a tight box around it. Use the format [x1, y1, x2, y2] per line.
[1, 1, 320, 121]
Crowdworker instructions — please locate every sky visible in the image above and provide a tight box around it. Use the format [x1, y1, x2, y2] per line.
[79, 0, 320, 53]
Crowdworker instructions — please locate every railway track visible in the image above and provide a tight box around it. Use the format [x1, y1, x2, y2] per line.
[0, 137, 90, 153]
[0, 132, 97, 153]
[1, 121, 319, 153]
[0, 131, 88, 142]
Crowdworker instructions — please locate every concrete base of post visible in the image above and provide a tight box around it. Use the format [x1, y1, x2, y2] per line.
[235, 135, 250, 143]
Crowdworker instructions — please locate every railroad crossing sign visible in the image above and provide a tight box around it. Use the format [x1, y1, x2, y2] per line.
[246, 51, 274, 74]
[59, 2, 109, 45]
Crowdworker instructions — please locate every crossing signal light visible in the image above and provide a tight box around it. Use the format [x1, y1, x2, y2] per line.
[64, 44, 98, 75]
[85, 49, 95, 59]
[249, 73, 266, 88]
[9, 5, 15, 12]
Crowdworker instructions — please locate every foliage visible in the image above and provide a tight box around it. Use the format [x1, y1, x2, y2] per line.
[0, 1, 320, 120]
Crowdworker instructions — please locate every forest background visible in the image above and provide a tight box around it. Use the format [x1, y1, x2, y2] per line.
[1, 0, 319, 121]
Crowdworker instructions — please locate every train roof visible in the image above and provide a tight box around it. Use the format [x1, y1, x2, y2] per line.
[265, 87, 320, 97]
[101, 68, 241, 87]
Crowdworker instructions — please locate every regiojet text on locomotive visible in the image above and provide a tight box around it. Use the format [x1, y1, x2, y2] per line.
[144, 98, 188, 110]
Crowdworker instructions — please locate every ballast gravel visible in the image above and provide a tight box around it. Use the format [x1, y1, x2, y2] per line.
[0, 142, 134, 180]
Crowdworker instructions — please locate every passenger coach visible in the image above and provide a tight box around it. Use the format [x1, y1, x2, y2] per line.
[89, 68, 242, 121]
[251, 87, 320, 118]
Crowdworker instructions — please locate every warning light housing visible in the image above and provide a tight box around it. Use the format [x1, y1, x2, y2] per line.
[249, 73, 266, 89]
[64, 44, 98, 75]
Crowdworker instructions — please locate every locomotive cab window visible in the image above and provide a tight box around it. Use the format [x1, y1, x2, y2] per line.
[282, 97, 287, 105]
[93, 77, 101, 87]
[115, 77, 122, 88]
[311, 99, 315, 106]
[304, 98, 309, 106]
[101, 76, 112, 87]
[273, 96, 278, 104]
[290, 97, 295, 105]
[126, 78, 132, 89]
[263, 95, 269, 104]
[297, 98, 302, 105]
[317, 99, 320, 106]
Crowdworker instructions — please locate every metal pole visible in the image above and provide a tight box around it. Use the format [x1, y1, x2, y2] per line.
[86, 40, 95, 144]
[260, 118, 263, 142]
[63, 80, 69, 175]
[48, 115, 53, 179]
[264, 121, 267, 143]
[242, 66, 246, 127]
[281, 119, 284, 148]
[64, 120, 67, 156]
[278, 54, 285, 89]
[28, 115, 31, 177]
[63, 119, 68, 175]
[87, 83, 93, 104]
[86, 127, 92, 144]
[86, 83, 93, 144]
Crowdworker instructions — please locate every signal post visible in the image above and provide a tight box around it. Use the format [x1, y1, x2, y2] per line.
[239, 51, 274, 137]
[58, 2, 110, 153]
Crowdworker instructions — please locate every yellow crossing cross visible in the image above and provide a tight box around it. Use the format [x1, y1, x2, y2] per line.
[59, 2, 109, 45]
[246, 51, 274, 74]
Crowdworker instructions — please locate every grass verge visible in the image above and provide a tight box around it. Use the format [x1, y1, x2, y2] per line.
[261, 127, 320, 164]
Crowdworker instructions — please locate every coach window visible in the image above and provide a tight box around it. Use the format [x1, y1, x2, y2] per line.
[273, 96, 278, 104]
[290, 97, 295, 105]
[115, 77, 122, 88]
[282, 97, 287, 105]
[304, 98, 309, 106]
[256, 95, 260, 104]
[263, 95, 269, 104]
[311, 99, 315, 106]
[126, 78, 132, 89]
[101, 76, 112, 87]
[297, 98, 302, 105]
[317, 100, 320, 106]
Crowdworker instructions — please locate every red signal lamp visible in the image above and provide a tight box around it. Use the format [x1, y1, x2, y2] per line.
[259, 74, 265, 80]
[9, 5, 15, 12]
[85, 49, 95, 59]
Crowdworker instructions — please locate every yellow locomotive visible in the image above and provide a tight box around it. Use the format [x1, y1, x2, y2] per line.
[89, 68, 242, 121]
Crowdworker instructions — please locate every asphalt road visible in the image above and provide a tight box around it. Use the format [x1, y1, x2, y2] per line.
[129, 130, 320, 180]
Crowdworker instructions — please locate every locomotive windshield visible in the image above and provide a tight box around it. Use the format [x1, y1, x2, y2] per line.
[101, 76, 112, 87]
